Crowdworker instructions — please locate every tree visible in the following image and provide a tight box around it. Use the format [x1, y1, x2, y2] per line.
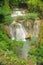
[0, 0, 12, 23]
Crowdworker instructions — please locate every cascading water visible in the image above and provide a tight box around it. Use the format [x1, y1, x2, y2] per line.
[9, 8, 29, 59]
[9, 21, 30, 59]
[11, 8, 25, 17]
[9, 8, 40, 59]
[9, 21, 27, 41]
[16, 23, 26, 41]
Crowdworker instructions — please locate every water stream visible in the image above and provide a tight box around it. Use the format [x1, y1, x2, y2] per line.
[9, 8, 40, 59]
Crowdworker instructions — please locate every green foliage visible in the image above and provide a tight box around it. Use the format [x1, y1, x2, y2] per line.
[0, 1, 12, 15]
[14, 16, 24, 21]
[15, 13, 38, 21]
[29, 39, 43, 64]
[0, 23, 26, 65]
[29, 55, 37, 63]
[0, 0, 43, 65]
[0, 0, 12, 23]
[27, 0, 43, 17]
[9, 0, 27, 7]
[25, 13, 39, 20]
[9, 0, 19, 6]
[4, 16, 13, 24]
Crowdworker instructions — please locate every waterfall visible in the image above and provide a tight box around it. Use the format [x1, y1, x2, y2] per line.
[11, 8, 25, 17]
[9, 21, 29, 59]
[9, 19, 40, 59]
[9, 8, 40, 59]
[10, 8, 27, 40]
[9, 21, 27, 41]
[16, 23, 26, 41]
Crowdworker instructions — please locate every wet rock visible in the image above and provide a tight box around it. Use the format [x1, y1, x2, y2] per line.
[26, 33, 32, 39]
[3, 25, 11, 38]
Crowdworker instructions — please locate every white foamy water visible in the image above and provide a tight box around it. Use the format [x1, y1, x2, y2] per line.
[9, 21, 27, 41]
[11, 9, 25, 17]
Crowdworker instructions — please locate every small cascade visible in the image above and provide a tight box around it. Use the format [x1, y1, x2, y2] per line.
[9, 21, 27, 41]
[9, 21, 29, 59]
[16, 23, 26, 41]
[11, 8, 25, 17]
[9, 19, 40, 59]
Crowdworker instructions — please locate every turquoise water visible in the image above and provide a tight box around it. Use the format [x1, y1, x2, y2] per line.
[20, 37, 37, 59]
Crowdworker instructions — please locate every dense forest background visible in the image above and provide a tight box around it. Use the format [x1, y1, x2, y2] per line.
[0, 0, 43, 65]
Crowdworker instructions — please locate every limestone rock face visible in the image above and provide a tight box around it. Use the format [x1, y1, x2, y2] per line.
[18, 19, 34, 39]
[18, 19, 34, 34]
[3, 25, 11, 38]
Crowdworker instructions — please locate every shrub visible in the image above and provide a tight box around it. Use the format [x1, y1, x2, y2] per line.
[4, 15, 13, 24]
[25, 13, 39, 20]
